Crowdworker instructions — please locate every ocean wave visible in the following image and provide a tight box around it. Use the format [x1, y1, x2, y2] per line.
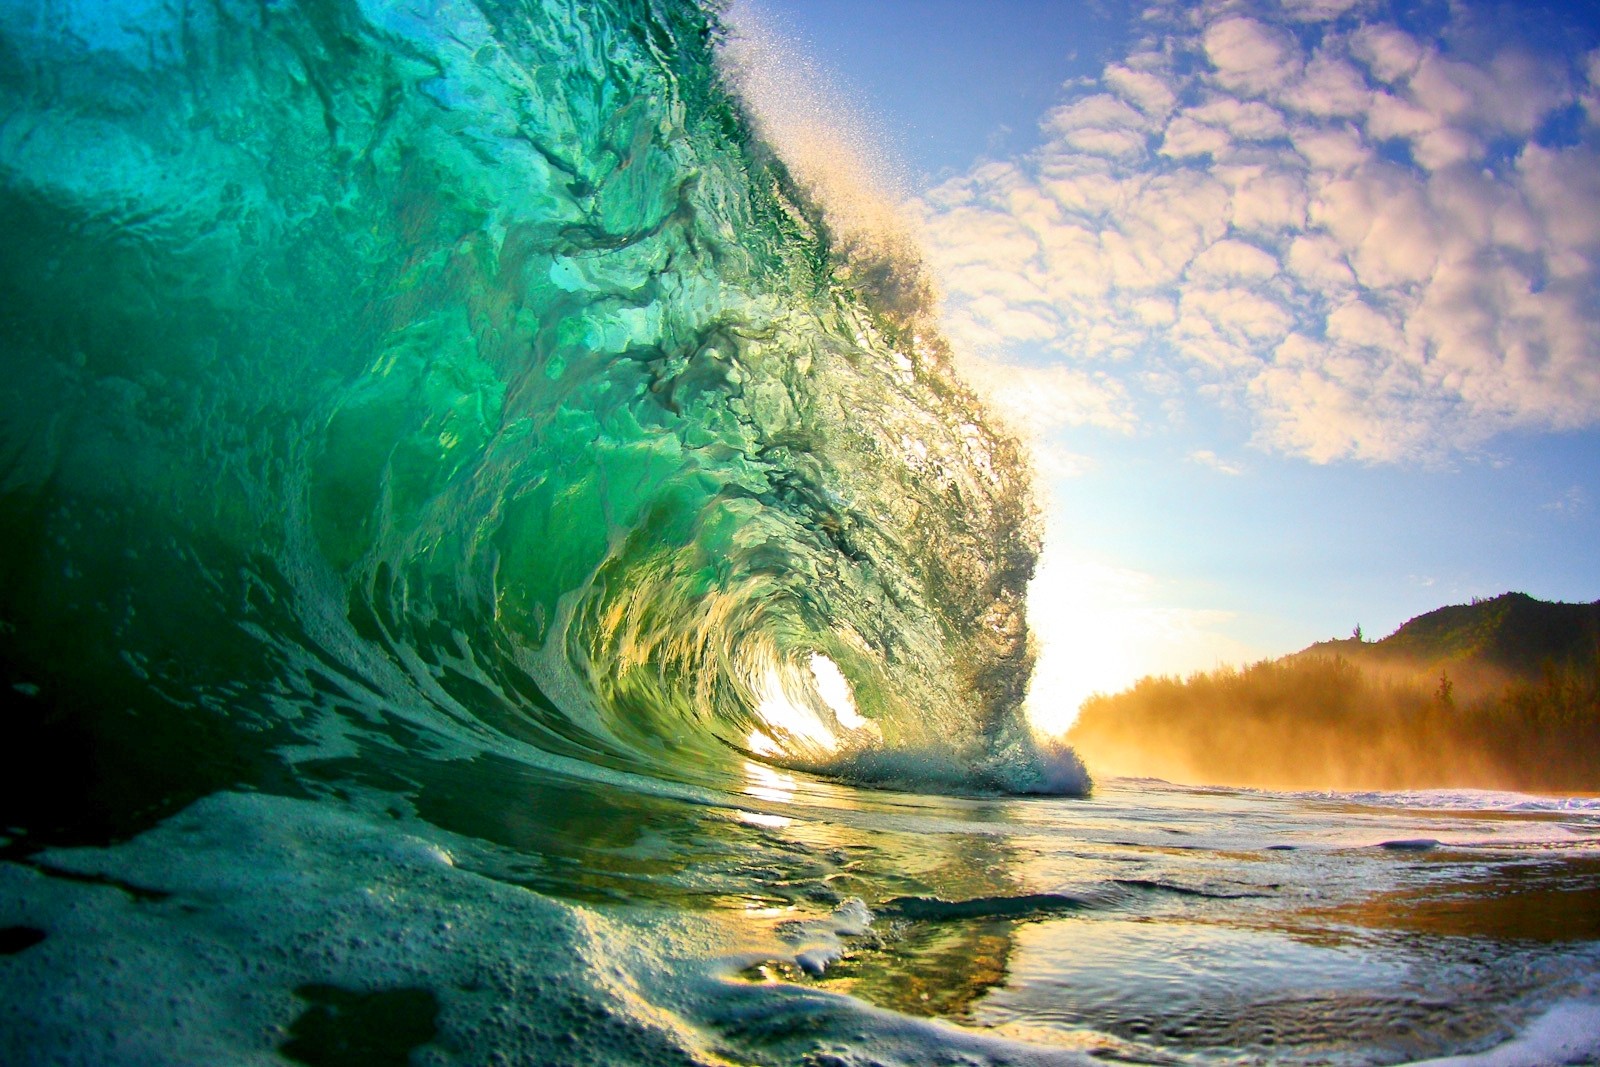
[0, 0, 1085, 854]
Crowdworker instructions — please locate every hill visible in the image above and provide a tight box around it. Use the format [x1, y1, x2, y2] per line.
[1065, 593, 1600, 792]
[1295, 592, 1600, 697]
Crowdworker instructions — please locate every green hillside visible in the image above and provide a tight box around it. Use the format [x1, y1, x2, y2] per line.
[1300, 592, 1600, 693]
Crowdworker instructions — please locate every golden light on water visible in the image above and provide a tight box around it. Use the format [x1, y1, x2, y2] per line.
[740, 760, 799, 805]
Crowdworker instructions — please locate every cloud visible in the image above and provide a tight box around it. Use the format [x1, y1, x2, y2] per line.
[1351, 25, 1423, 84]
[1543, 485, 1590, 517]
[1283, 54, 1372, 118]
[1106, 60, 1178, 119]
[1282, 0, 1366, 20]
[1188, 449, 1245, 475]
[1186, 98, 1291, 141]
[1188, 238, 1281, 282]
[1585, 50, 1600, 124]
[1161, 114, 1236, 157]
[1043, 94, 1152, 159]
[957, 358, 1137, 438]
[1204, 17, 1304, 96]
[919, 0, 1600, 464]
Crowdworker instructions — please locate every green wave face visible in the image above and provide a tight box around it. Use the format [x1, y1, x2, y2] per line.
[0, 0, 1054, 810]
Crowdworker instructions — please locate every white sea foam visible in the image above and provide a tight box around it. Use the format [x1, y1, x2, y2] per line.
[0, 793, 723, 1065]
[1335, 789, 1600, 814]
[777, 897, 874, 976]
[0, 791, 1111, 1066]
[1405, 998, 1600, 1066]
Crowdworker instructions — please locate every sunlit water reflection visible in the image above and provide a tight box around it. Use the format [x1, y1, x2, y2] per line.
[728, 775, 1600, 1064]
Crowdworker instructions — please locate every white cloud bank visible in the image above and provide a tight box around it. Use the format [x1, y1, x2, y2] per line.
[918, 0, 1600, 464]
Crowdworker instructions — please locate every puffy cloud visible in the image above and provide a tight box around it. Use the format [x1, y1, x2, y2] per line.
[959, 360, 1138, 438]
[1046, 94, 1149, 134]
[919, 0, 1600, 464]
[1351, 25, 1423, 84]
[1519, 144, 1600, 253]
[1291, 124, 1370, 172]
[1325, 299, 1405, 351]
[1160, 115, 1236, 157]
[1409, 50, 1569, 137]
[1411, 126, 1483, 171]
[1106, 60, 1178, 119]
[1187, 239, 1281, 282]
[1044, 94, 1152, 160]
[1184, 98, 1289, 140]
[1286, 232, 1357, 290]
[1223, 164, 1310, 232]
[1179, 286, 1295, 351]
[1204, 17, 1304, 96]
[1584, 50, 1600, 125]
[1365, 90, 1437, 141]
[1281, 0, 1366, 20]
[1315, 171, 1442, 287]
[1283, 54, 1372, 118]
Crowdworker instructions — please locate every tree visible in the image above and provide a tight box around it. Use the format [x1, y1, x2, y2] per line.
[1353, 624, 1363, 642]
[1435, 672, 1454, 709]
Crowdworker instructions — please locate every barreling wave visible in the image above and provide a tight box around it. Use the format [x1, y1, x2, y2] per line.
[0, 0, 1086, 826]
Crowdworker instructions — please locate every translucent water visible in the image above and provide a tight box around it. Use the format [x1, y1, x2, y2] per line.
[0, 0, 1064, 804]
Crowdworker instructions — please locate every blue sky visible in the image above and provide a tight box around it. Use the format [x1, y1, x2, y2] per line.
[739, 0, 1600, 730]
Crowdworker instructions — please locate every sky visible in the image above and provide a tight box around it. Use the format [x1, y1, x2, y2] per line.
[741, 0, 1600, 732]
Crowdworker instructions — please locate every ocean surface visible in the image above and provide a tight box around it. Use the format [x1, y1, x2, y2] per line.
[2, 1, 1599, 1063]
[4, 774, 1600, 1065]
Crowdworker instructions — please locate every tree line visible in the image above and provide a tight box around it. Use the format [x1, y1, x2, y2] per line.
[1066, 648, 1600, 791]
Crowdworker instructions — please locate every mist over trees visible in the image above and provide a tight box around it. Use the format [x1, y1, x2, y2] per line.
[1067, 594, 1600, 792]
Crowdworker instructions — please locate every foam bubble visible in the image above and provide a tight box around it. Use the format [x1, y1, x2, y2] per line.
[777, 898, 875, 976]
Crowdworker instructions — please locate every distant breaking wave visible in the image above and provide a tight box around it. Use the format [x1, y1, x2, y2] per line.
[0, 0, 1087, 829]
